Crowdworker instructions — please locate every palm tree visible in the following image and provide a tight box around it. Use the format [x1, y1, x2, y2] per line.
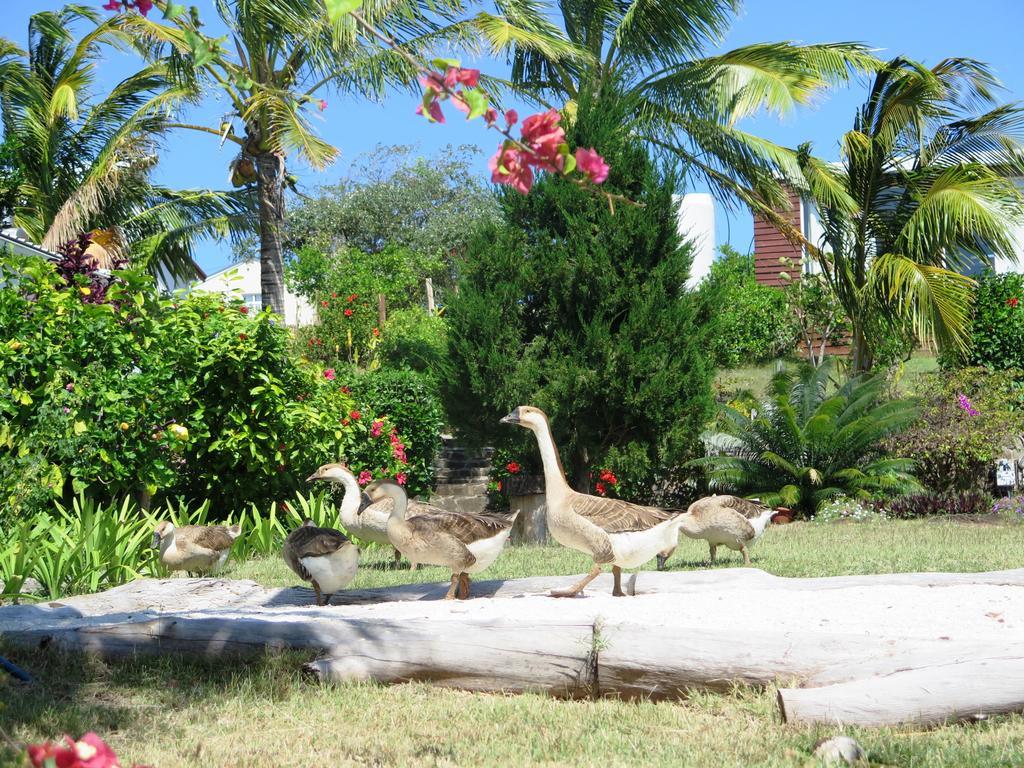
[0, 6, 252, 283]
[692, 361, 921, 516]
[119, 0, 577, 314]
[797, 57, 1024, 372]
[503, 0, 879, 217]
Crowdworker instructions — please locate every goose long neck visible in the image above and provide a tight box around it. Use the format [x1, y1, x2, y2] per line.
[383, 487, 408, 523]
[336, 474, 361, 525]
[531, 417, 569, 496]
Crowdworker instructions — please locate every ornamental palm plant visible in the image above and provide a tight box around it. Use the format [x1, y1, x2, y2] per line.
[692, 361, 921, 516]
[797, 57, 1024, 372]
[0, 6, 252, 282]
[117, 0, 579, 314]
[505, 0, 879, 216]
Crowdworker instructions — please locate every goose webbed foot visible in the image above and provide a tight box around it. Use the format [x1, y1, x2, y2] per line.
[444, 574, 459, 600]
[612, 566, 626, 597]
[550, 565, 602, 598]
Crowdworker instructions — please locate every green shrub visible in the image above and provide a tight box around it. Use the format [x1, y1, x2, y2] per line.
[696, 247, 798, 367]
[693, 360, 921, 515]
[0, 255, 409, 516]
[884, 367, 1024, 493]
[957, 271, 1024, 370]
[376, 308, 449, 376]
[346, 368, 445, 498]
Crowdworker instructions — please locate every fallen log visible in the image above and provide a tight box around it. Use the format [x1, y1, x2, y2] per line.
[778, 656, 1024, 726]
[1, 569, 1022, 727]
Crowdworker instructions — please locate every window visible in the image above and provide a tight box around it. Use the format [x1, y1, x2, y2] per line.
[242, 293, 263, 313]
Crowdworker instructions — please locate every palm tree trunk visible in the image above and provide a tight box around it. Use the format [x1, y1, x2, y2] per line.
[851, 323, 873, 374]
[255, 152, 286, 316]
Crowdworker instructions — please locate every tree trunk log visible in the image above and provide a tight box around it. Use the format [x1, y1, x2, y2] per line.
[255, 151, 286, 316]
[2, 569, 1022, 727]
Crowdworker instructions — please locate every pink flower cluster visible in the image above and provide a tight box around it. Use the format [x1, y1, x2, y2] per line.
[957, 393, 979, 417]
[389, 428, 408, 464]
[27, 732, 147, 768]
[489, 109, 609, 194]
[102, 0, 152, 14]
[370, 420, 384, 438]
[416, 67, 480, 124]
[357, 469, 373, 486]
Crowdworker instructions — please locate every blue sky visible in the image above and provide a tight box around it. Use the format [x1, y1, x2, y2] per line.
[6, 0, 1024, 274]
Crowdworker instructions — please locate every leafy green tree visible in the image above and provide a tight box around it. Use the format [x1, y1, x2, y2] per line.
[693, 360, 921, 515]
[797, 57, 1024, 372]
[956, 272, 1024, 371]
[122, 0, 575, 314]
[505, 0, 877, 217]
[445, 97, 714, 492]
[695, 245, 797, 367]
[0, 7, 251, 281]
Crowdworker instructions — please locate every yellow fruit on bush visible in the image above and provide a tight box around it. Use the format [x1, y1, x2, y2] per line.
[168, 424, 189, 441]
[119, 422, 130, 431]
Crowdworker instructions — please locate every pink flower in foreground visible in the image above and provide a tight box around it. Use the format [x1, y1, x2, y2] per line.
[371, 420, 384, 437]
[415, 98, 445, 123]
[323, 368, 336, 381]
[483, 108, 498, 125]
[134, 0, 153, 15]
[575, 147, 610, 184]
[27, 732, 126, 768]
[444, 67, 479, 88]
[357, 470, 373, 486]
[489, 145, 534, 194]
[317, 99, 327, 112]
[396, 472, 407, 486]
[519, 109, 566, 172]
[505, 109, 518, 127]
[102, 0, 122, 10]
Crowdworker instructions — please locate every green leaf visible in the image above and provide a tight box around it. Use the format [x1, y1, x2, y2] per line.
[325, 0, 362, 23]
[432, 57, 461, 70]
[462, 88, 488, 121]
[562, 153, 577, 175]
[162, 2, 186, 20]
[73, 420, 87, 435]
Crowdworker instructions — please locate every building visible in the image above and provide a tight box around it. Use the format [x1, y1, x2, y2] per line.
[675, 193, 715, 287]
[191, 260, 314, 326]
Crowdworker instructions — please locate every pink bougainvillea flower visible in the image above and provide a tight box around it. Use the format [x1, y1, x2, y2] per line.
[357, 470, 373, 486]
[519, 109, 566, 172]
[134, 0, 153, 15]
[505, 109, 518, 127]
[415, 99, 445, 123]
[102, 0, 122, 10]
[506, 461, 521, 474]
[450, 91, 470, 115]
[396, 472, 407, 486]
[65, 382, 75, 391]
[323, 368, 336, 381]
[28, 732, 123, 768]
[489, 145, 534, 194]
[371, 420, 384, 437]
[575, 147, 610, 184]
[317, 99, 327, 112]
[419, 72, 445, 93]
[444, 67, 479, 88]
[483, 108, 498, 125]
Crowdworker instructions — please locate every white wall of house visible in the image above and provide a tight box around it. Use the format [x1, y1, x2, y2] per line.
[675, 193, 715, 288]
[190, 260, 315, 326]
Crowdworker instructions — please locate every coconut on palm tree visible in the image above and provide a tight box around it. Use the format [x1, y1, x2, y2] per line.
[797, 57, 1024, 372]
[118, 0, 579, 314]
[0, 6, 252, 284]
[691, 360, 921, 516]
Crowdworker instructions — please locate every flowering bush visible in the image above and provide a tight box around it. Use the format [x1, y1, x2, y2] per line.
[884, 490, 992, 519]
[814, 496, 886, 523]
[954, 271, 1024, 370]
[993, 495, 1024, 520]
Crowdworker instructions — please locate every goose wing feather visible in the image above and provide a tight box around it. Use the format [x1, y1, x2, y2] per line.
[179, 525, 237, 552]
[569, 494, 677, 533]
[407, 511, 512, 545]
[286, 526, 351, 558]
[718, 496, 769, 519]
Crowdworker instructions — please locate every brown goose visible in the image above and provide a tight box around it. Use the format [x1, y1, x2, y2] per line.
[151, 522, 240, 577]
[659, 495, 775, 567]
[501, 406, 686, 597]
[363, 479, 516, 600]
[282, 519, 359, 606]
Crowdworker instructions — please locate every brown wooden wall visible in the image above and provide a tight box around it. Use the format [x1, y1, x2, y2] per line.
[753, 189, 803, 286]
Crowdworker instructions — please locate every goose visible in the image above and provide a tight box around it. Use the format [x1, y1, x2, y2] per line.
[151, 522, 241, 577]
[282, 518, 359, 606]
[501, 406, 686, 597]
[306, 462, 448, 567]
[658, 495, 775, 568]
[362, 479, 516, 600]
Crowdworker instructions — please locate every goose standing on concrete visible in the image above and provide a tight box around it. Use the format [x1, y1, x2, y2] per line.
[501, 406, 685, 597]
[282, 519, 359, 606]
[306, 462, 448, 568]
[664, 495, 775, 566]
[363, 479, 516, 599]
[151, 522, 241, 577]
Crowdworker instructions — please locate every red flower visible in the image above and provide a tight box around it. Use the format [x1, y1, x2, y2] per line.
[1008, 296, 1019, 308]
[323, 368, 336, 381]
[332, 292, 337, 298]
[505, 109, 518, 127]
[497, 480, 502, 491]
[321, 300, 329, 307]
[28, 732, 123, 768]
[238, 333, 247, 341]
[396, 472, 407, 486]
[349, 410, 361, 420]
[342, 418, 350, 426]
[575, 147, 610, 184]
[595, 481, 607, 495]
[239, 306, 249, 315]
[372, 327, 381, 337]
[371, 420, 384, 437]
[347, 293, 358, 302]
[506, 461, 521, 474]
[599, 469, 618, 485]
[344, 308, 353, 317]
[483, 108, 498, 126]
[357, 470, 373, 486]
[340, 385, 351, 394]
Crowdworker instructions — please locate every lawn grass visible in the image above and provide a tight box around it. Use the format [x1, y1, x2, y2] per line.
[2, 519, 1023, 767]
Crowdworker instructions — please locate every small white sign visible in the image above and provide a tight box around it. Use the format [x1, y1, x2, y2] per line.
[995, 458, 1016, 487]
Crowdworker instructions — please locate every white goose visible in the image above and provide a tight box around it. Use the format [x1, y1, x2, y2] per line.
[501, 406, 685, 597]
